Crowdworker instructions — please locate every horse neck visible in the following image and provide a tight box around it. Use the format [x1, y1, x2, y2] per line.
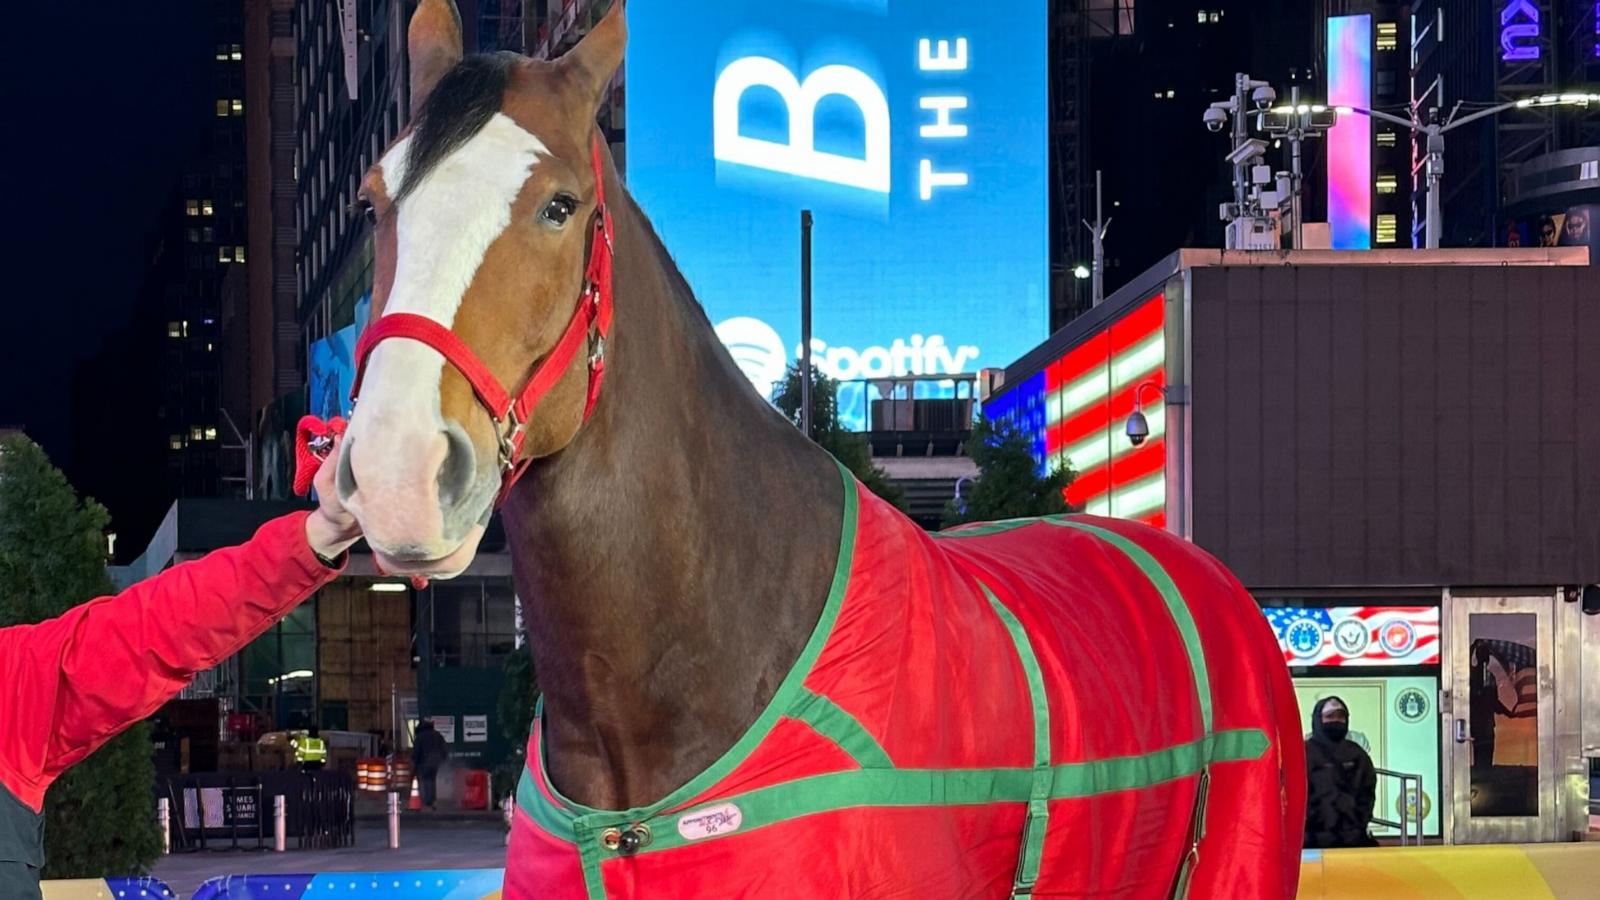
[500, 185, 846, 810]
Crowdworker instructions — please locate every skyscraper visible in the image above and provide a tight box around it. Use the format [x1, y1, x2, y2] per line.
[164, 1, 251, 500]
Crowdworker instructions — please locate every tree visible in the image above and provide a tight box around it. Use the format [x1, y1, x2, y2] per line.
[772, 364, 907, 512]
[0, 436, 162, 878]
[497, 644, 538, 747]
[492, 643, 538, 802]
[942, 416, 1077, 528]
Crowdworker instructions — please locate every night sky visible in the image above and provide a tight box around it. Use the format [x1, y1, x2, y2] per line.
[2, 6, 211, 481]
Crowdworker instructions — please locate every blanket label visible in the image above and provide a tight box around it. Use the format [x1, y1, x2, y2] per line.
[676, 802, 743, 841]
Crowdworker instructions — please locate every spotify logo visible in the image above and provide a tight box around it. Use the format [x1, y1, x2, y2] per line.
[715, 317, 789, 396]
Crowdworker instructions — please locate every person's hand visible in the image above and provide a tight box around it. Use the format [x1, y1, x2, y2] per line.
[304, 433, 361, 562]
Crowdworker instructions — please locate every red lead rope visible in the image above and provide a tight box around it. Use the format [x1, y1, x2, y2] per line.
[293, 416, 426, 589]
[345, 134, 616, 505]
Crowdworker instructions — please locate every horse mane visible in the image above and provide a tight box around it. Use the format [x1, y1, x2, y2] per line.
[621, 192, 719, 330]
[398, 52, 519, 202]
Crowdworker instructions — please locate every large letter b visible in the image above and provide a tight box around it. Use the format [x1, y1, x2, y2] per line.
[713, 57, 890, 194]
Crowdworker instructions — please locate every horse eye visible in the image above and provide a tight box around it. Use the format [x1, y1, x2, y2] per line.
[541, 195, 578, 227]
[356, 197, 377, 224]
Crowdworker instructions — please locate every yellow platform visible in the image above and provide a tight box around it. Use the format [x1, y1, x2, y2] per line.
[1297, 844, 1600, 899]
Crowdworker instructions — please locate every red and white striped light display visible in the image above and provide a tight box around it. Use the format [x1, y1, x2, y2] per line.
[1043, 294, 1167, 526]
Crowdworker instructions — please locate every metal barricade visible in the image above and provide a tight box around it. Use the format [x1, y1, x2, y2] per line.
[1373, 767, 1425, 846]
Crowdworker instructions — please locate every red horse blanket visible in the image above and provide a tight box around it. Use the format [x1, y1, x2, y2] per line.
[508, 467, 1305, 899]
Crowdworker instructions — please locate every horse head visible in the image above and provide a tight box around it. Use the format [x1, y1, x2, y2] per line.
[336, 0, 626, 578]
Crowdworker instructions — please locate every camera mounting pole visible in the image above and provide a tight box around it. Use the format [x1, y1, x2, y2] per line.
[1204, 73, 1277, 249]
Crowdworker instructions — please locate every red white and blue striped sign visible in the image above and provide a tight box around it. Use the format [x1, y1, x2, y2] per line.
[1263, 606, 1441, 667]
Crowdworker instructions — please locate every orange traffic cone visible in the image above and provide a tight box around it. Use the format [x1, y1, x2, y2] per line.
[409, 776, 422, 811]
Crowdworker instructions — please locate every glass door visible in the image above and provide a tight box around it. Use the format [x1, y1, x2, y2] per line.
[1446, 595, 1556, 843]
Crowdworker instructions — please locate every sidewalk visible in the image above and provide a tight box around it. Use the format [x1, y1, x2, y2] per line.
[150, 817, 507, 897]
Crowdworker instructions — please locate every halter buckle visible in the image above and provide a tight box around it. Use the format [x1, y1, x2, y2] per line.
[496, 413, 524, 474]
[589, 334, 607, 370]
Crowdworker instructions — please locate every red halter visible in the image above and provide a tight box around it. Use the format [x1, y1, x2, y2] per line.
[349, 135, 615, 505]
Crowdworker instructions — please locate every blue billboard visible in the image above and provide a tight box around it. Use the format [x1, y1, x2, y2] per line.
[626, 0, 1049, 429]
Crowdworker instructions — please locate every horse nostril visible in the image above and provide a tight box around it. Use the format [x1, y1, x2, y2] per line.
[335, 435, 359, 503]
[438, 421, 478, 510]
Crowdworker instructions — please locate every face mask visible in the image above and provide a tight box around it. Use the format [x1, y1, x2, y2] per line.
[1322, 723, 1348, 742]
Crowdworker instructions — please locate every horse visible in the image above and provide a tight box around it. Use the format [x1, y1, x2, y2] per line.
[334, 2, 1306, 896]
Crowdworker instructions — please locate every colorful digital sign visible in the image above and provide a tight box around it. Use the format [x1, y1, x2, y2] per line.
[188, 870, 504, 900]
[1501, 0, 1542, 61]
[984, 294, 1167, 527]
[1294, 675, 1441, 838]
[308, 323, 358, 421]
[626, 0, 1049, 429]
[42, 878, 176, 900]
[306, 294, 371, 422]
[1264, 606, 1441, 667]
[1328, 14, 1372, 250]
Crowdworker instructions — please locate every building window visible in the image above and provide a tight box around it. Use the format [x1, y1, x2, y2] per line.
[190, 427, 205, 442]
[167, 321, 183, 338]
[1377, 130, 1398, 148]
[202, 199, 214, 216]
[216, 99, 230, 117]
[230, 44, 243, 61]
[215, 44, 229, 61]
[1376, 214, 1398, 244]
[234, 245, 247, 263]
[185, 199, 200, 216]
[202, 226, 214, 242]
[187, 227, 200, 242]
[1375, 70, 1397, 99]
[1376, 22, 1398, 51]
[218, 246, 232, 264]
[204, 427, 219, 441]
[170, 435, 185, 450]
[1197, 10, 1222, 24]
[1376, 174, 1398, 194]
[230, 99, 244, 116]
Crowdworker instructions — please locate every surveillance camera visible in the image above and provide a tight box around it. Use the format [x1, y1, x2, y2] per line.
[1252, 85, 1277, 110]
[1225, 138, 1269, 167]
[1125, 410, 1150, 447]
[1203, 106, 1228, 133]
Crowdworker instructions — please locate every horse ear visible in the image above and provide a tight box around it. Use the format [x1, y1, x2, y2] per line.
[561, 0, 626, 111]
[409, 0, 465, 119]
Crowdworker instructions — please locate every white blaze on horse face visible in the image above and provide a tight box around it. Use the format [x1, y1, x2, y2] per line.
[366, 114, 549, 418]
[348, 113, 548, 551]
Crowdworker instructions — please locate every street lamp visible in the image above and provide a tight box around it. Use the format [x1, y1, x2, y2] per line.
[1082, 170, 1111, 307]
[953, 475, 976, 517]
[1335, 93, 1600, 249]
[1260, 87, 1337, 250]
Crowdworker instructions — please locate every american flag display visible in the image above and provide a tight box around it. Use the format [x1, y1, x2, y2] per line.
[985, 294, 1167, 526]
[1263, 606, 1441, 667]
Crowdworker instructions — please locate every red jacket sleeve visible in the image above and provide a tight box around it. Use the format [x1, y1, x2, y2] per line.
[0, 511, 342, 812]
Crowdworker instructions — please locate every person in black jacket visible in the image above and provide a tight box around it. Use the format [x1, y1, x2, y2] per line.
[412, 720, 450, 811]
[1304, 696, 1378, 848]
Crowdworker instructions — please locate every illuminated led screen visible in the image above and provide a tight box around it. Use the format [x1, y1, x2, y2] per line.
[1328, 14, 1372, 250]
[984, 294, 1167, 526]
[625, 0, 1049, 429]
[1295, 675, 1441, 838]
